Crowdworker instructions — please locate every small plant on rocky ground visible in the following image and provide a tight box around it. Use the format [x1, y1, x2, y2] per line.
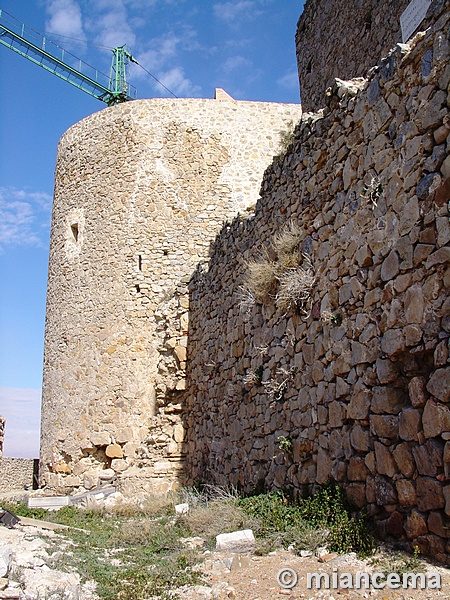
[321, 310, 343, 325]
[243, 365, 264, 388]
[277, 120, 295, 157]
[369, 545, 422, 576]
[361, 176, 383, 208]
[263, 366, 297, 403]
[277, 435, 293, 452]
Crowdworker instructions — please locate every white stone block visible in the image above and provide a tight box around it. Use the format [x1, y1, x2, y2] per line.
[0, 546, 11, 577]
[175, 502, 189, 514]
[215, 529, 255, 553]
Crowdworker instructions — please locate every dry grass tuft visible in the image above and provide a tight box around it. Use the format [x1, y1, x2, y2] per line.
[275, 260, 316, 313]
[182, 499, 255, 542]
[272, 221, 302, 267]
[244, 256, 278, 303]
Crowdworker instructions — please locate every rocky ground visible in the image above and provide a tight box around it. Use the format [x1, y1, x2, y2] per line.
[1, 519, 449, 600]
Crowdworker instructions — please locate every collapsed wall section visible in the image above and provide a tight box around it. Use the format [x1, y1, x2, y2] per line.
[296, 0, 448, 112]
[41, 95, 302, 496]
[186, 16, 450, 561]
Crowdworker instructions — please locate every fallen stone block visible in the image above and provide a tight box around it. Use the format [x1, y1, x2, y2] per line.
[28, 496, 70, 510]
[175, 502, 189, 514]
[0, 547, 11, 577]
[215, 529, 255, 553]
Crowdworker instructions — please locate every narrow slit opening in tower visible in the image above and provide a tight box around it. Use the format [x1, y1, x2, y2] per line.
[71, 223, 79, 242]
[135, 284, 140, 293]
[138, 255, 142, 271]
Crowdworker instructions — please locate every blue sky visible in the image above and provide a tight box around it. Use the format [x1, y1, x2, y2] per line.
[0, 0, 304, 458]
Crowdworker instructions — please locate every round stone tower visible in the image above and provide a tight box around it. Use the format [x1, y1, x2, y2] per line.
[40, 92, 302, 495]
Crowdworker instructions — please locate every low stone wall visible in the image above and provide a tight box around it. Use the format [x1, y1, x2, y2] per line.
[296, 0, 448, 112]
[0, 416, 4, 458]
[186, 12, 450, 562]
[0, 458, 39, 492]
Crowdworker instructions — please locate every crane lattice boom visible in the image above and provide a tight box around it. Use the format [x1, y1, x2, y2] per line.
[0, 9, 137, 105]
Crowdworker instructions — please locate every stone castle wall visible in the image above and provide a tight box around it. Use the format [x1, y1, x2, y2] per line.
[0, 458, 39, 492]
[40, 93, 302, 495]
[296, 0, 448, 112]
[185, 13, 450, 561]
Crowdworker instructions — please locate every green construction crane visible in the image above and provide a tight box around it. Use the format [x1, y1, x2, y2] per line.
[0, 8, 137, 106]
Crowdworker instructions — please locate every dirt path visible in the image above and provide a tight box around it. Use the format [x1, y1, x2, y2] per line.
[179, 549, 450, 600]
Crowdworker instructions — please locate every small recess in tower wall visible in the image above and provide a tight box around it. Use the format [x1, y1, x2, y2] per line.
[71, 223, 79, 242]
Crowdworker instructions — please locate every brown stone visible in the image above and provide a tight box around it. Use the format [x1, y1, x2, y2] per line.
[445, 443, 450, 479]
[348, 456, 369, 481]
[316, 447, 332, 485]
[370, 415, 399, 439]
[381, 329, 406, 357]
[423, 398, 450, 438]
[425, 247, 450, 268]
[386, 511, 405, 538]
[375, 441, 397, 477]
[404, 285, 424, 324]
[346, 483, 367, 508]
[381, 250, 400, 281]
[416, 477, 445, 511]
[355, 244, 372, 267]
[427, 368, 450, 402]
[374, 476, 397, 505]
[393, 443, 416, 478]
[105, 443, 123, 458]
[375, 358, 399, 384]
[404, 324, 423, 346]
[371, 386, 407, 415]
[329, 401, 345, 427]
[399, 408, 422, 441]
[444, 486, 450, 517]
[409, 376, 428, 407]
[347, 389, 371, 419]
[412, 439, 444, 476]
[428, 511, 449, 538]
[396, 479, 417, 506]
[405, 510, 428, 539]
[350, 425, 370, 452]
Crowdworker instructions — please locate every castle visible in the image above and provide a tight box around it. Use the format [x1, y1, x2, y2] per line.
[38, 0, 450, 561]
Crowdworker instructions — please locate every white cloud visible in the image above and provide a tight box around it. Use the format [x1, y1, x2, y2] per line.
[45, 0, 86, 41]
[0, 387, 41, 458]
[277, 69, 300, 91]
[222, 55, 252, 73]
[0, 188, 52, 251]
[157, 66, 201, 97]
[213, 1, 257, 22]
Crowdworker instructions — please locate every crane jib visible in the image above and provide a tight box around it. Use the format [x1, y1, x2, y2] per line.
[0, 10, 137, 105]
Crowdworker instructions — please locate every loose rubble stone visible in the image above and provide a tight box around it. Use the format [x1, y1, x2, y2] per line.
[216, 530, 255, 553]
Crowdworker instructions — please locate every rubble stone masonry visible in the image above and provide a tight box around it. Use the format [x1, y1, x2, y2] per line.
[40, 94, 302, 496]
[186, 14, 450, 562]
